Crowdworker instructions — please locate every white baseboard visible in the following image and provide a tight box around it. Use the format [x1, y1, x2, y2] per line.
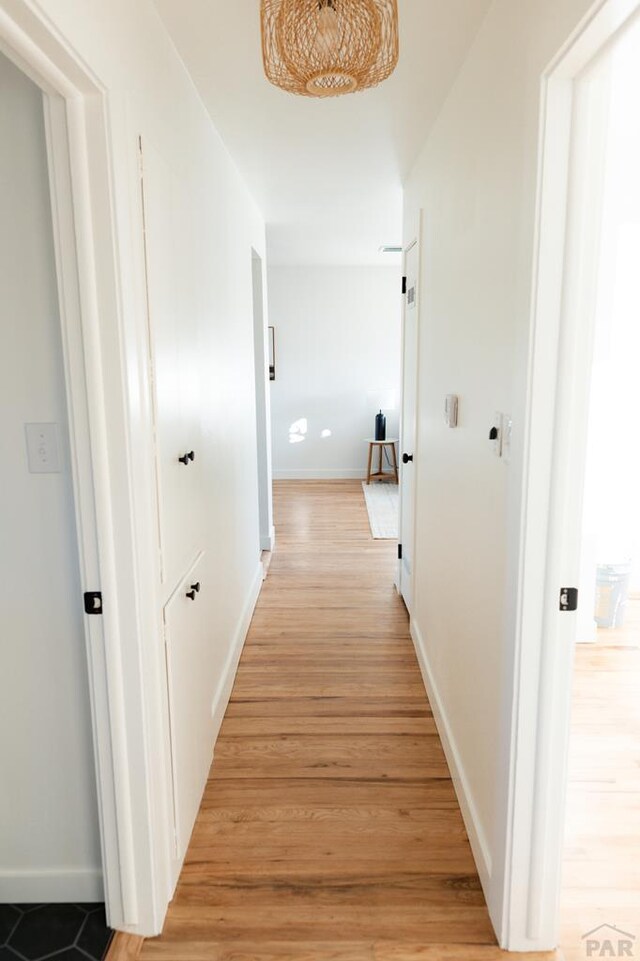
[410, 618, 493, 895]
[210, 561, 264, 736]
[0, 868, 103, 902]
[273, 469, 365, 480]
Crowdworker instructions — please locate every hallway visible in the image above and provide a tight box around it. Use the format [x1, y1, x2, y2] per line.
[139, 481, 539, 961]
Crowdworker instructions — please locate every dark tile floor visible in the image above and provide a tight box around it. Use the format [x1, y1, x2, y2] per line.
[0, 904, 113, 961]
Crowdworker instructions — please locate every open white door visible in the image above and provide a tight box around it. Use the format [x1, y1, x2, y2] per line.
[503, 3, 640, 950]
[398, 236, 420, 612]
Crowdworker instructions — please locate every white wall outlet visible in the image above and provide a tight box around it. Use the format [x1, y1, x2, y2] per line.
[25, 423, 61, 473]
[444, 394, 459, 428]
[490, 412, 503, 457]
[502, 415, 513, 463]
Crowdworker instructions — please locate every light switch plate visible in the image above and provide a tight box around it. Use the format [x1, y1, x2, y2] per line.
[444, 394, 459, 428]
[25, 423, 61, 473]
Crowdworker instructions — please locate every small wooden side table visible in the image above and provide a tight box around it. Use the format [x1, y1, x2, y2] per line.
[365, 439, 399, 484]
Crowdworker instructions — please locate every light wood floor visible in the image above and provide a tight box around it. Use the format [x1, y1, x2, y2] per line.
[560, 600, 640, 960]
[138, 481, 557, 961]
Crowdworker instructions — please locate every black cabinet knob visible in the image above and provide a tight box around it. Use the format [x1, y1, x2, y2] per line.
[187, 451, 195, 462]
[186, 582, 201, 601]
[402, 453, 413, 464]
[186, 589, 196, 600]
[179, 451, 196, 465]
[191, 582, 201, 593]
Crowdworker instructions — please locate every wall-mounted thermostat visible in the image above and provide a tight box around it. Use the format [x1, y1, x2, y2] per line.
[444, 395, 459, 428]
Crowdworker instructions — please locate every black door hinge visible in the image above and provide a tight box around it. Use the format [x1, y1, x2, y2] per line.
[559, 587, 578, 612]
[397, 543, 403, 560]
[402, 276, 407, 295]
[84, 591, 103, 615]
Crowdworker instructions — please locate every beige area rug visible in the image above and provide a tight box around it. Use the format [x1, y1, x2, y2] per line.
[361, 481, 399, 539]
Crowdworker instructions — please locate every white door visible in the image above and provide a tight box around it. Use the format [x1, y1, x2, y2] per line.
[140, 137, 203, 594]
[163, 552, 213, 862]
[140, 136, 212, 873]
[252, 249, 274, 551]
[504, 5, 640, 949]
[398, 239, 420, 611]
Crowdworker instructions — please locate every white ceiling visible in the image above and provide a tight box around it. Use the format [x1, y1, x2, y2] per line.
[153, 0, 491, 265]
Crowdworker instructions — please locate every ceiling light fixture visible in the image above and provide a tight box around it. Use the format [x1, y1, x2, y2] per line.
[261, 0, 399, 99]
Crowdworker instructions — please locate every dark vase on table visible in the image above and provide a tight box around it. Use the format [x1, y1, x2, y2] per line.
[375, 410, 386, 441]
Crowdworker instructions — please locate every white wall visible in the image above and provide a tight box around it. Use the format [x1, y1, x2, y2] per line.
[268, 266, 401, 479]
[403, 0, 596, 937]
[1, 0, 267, 929]
[0, 54, 102, 900]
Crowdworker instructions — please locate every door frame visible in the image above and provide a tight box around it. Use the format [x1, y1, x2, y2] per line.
[0, 0, 171, 935]
[501, 0, 640, 950]
[251, 248, 275, 552]
[396, 216, 422, 608]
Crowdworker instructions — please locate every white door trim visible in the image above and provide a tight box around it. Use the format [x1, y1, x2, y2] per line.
[501, 0, 640, 950]
[42, 89, 136, 924]
[251, 248, 275, 552]
[0, 0, 171, 935]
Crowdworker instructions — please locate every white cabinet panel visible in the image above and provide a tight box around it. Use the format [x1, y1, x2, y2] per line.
[141, 138, 202, 594]
[163, 552, 214, 862]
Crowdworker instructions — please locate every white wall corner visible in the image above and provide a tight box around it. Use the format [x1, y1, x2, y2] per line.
[410, 619, 494, 902]
[210, 562, 264, 739]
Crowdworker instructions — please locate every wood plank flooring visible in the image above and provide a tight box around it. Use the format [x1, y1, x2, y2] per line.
[560, 600, 640, 960]
[139, 481, 557, 961]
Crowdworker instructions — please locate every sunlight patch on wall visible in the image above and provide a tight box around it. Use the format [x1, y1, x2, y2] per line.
[289, 417, 308, 444]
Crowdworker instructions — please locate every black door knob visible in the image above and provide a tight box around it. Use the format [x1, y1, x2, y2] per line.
[402, 453, 414, 464]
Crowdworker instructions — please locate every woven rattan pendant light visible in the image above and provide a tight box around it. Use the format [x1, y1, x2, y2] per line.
[261, 0, 399, 98]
